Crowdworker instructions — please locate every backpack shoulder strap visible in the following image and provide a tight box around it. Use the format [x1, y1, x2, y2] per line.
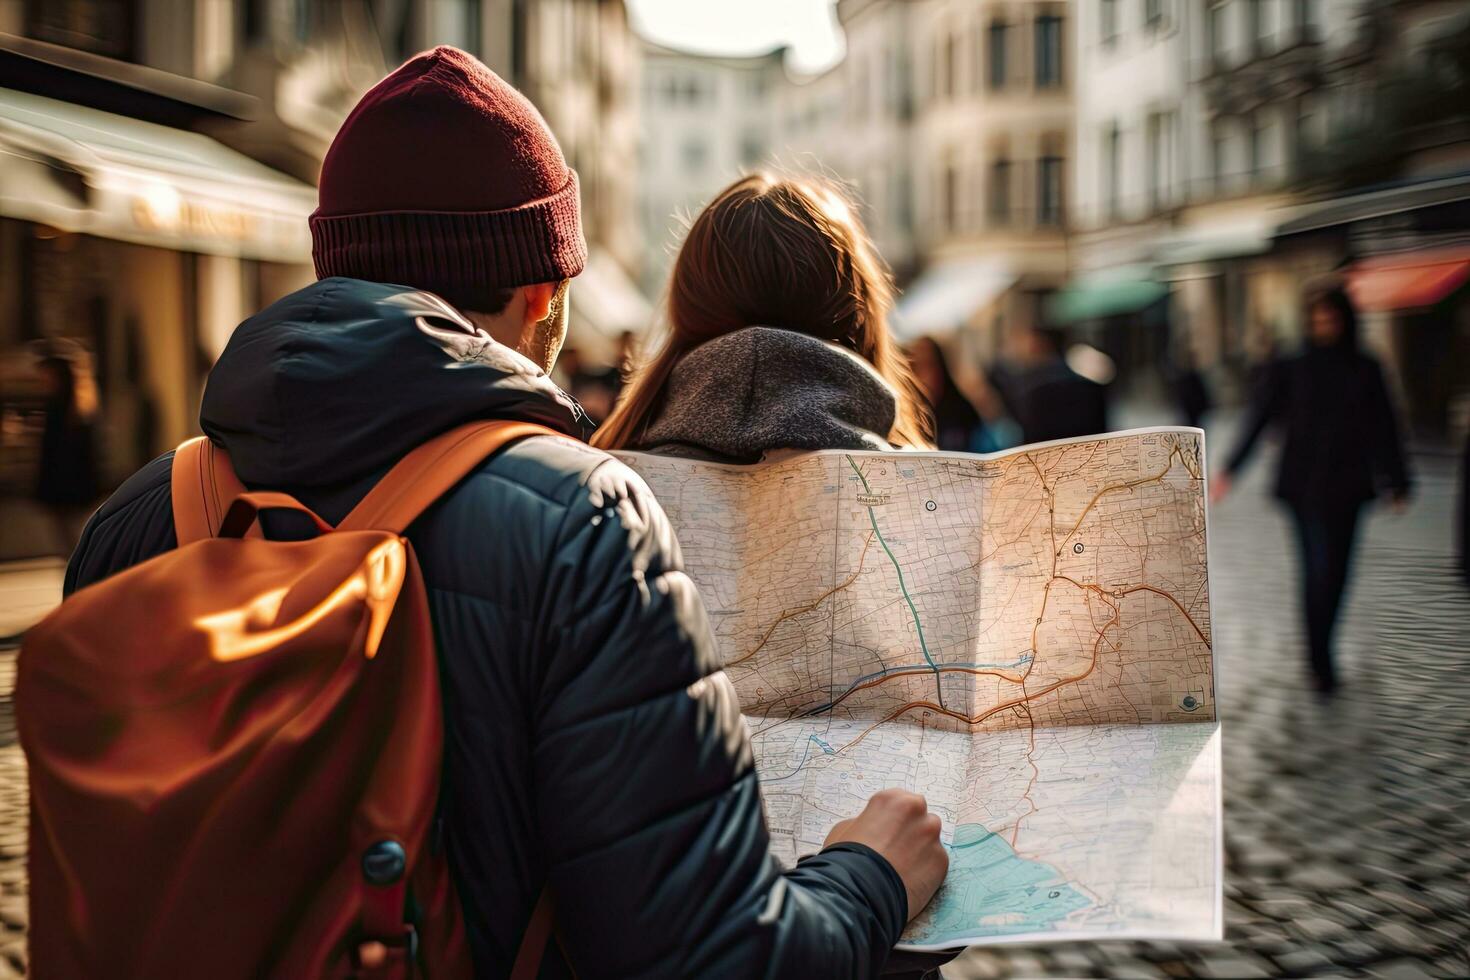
[172, 436, 249, 546]
[338, 420, 564, 535]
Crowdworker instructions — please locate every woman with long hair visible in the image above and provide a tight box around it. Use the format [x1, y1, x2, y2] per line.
[592, 172, 932, 459]
[1212, 284, 1411, 694]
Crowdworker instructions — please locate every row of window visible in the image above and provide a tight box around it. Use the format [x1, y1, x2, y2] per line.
[937, 156, 1066, 233]
[1101, 0, 1172, 44]
[1206, 0, 1322, 66]
[648, 69, 771, 109]
[931, 14, 1066, 102]
[1095, 99, 1317, 221]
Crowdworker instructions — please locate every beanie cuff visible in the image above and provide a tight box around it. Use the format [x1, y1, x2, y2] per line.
[309, 170, 587, 299]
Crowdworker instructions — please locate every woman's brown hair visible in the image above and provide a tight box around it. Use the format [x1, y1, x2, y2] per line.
[592, 172, 933, 450]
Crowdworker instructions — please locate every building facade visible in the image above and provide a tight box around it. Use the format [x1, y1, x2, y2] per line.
[0, 0, 643, 559]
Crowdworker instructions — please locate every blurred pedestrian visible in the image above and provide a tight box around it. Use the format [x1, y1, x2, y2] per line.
[34, 350, 100, 557]
[1212, 285, 1411, 694]
[593, 172, 935, 459]
[999, 325, 1110, 444]
[908, 336, 987, 452]
[60, 49, 944, 978]
[1169, 349, 1212, 430]
[1460, 426, 1469, 584]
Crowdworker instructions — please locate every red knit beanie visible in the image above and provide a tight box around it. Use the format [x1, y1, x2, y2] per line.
[309, 46, 586, 309]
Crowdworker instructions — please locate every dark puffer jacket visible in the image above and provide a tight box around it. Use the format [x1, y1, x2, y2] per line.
[66, 278, 907, 978]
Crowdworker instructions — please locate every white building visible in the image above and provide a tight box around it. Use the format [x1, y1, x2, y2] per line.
[637, 42, 789, 295]
[893, 0, 1073, 363]
[1066, 0, 1378, 381]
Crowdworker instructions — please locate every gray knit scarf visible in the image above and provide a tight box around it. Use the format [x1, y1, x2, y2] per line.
[635, 326, 897, 462]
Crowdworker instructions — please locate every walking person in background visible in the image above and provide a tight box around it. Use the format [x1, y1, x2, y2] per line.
[1212, 285, 1411, 694]
[33, 349, 100, 557]
[1169, 347, 1212, 430]
[908, 336, 986, 452]
[593, 172, 934, 460]
[998, 324, 1110, 445]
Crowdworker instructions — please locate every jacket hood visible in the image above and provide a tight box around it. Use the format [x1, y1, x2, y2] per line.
[638, 326, 896, 461]
[201, 277, 590, 487]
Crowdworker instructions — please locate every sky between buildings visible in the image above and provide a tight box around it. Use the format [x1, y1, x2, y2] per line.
[626, 0, 844, 74]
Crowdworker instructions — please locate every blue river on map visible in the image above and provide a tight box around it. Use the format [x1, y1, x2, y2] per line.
[906, 823, 1092, 945]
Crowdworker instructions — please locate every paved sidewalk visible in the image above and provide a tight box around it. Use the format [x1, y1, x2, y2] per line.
[0, 562, 62, 642]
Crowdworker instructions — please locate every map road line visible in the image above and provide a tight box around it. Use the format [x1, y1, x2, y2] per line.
[845, 455, 946, 708]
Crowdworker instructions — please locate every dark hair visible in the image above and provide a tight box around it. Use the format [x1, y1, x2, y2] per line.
[1306, 285, 1360, 349]
[594, 172, 933, 450]
[445, 285, 515, 316]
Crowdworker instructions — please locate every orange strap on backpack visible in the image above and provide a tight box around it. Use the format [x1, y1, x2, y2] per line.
[172, 420, 562, 978]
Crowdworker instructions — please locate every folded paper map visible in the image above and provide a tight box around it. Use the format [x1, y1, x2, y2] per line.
[618, 427, 1221, 950]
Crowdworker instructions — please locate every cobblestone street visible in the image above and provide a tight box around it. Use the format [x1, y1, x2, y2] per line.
[0, 435, 1466, 978]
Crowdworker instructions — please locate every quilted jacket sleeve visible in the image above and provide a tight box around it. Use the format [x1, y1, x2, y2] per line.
[530, 457, 907, 978]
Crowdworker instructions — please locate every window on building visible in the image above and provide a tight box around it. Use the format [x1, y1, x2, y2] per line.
[894, 168, 913, 232]
[988, 21, 1009, 90]
[1035, 15, 1063, 89]
[989, 158, 1012, 225]
[1038, 156, 1063, 226]
[1294, 0, 1320, 42]
[851, 57, 868, 119]
[1105, 123, 1121, 218]
[939, 30, 959, 100]
[740, 132, 765, 168]
[1248, 0, 1266, 56]
[1146, 113, 1163, 211]
[1102, 0, 1119, 47]
[1145, 0, 1165, 29]
[242, 0, 268, 45]
[1249, 111, 1268, 183]
[747, 73, 768, 103]
[1294, 99, 1316, 171]
[430, 0, 481, 56]
[682, 137, 708, 174]
[1208, 3, 1228, 70]
[942, 159, 961, 232]
[663, 76, 680, 105]
[1212, 118, 1229, 191]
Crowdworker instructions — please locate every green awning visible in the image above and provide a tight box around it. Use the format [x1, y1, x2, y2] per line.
[1046, 268, 1168, 324]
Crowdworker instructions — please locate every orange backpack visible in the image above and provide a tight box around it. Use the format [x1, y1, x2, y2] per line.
[19, 420, 558, 980]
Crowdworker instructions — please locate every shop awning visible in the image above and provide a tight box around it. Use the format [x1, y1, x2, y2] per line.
[1152, 222, 1275, 265]
[1046, 266, 1168, 324]
[893, 257, 1015, 339]
[1346, 248, 1470, 313]
[0, 87, 315, 261]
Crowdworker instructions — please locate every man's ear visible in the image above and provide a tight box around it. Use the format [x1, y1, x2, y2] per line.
[521, 282, 557, 324]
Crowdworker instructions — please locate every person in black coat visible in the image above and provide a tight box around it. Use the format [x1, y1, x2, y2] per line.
[998, 327, 1109, 445]
[1213, 285, 1411, 694]
[61, 49, 949, 978]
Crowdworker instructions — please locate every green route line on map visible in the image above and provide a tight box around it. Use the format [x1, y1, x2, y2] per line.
[845, 455, 946, 710]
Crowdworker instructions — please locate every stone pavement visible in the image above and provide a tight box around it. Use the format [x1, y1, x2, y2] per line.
[944, 433, 1470, 978]
[0, 437, 1466, 978]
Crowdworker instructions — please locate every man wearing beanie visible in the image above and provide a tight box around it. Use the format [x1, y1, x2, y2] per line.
[63, 47, 945, 978]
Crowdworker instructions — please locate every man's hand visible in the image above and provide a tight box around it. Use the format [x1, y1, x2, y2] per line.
[824, 789, 949, 921]
[1209, 471, 1232, 505]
